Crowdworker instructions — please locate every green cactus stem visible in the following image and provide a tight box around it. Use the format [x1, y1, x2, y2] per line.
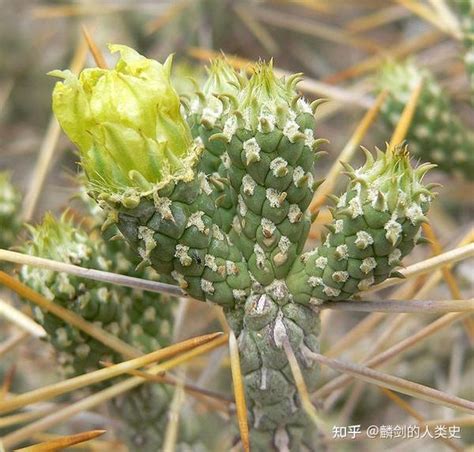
[19, 214, 178, 450]
[0, 172, 22, 250]
[287, 145, 435, 304]
[51, 45, 434, 451]
[376, 61, 474, 180]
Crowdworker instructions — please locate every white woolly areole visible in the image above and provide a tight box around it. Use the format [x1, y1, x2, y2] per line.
[278, 236, 291, 254]
[223, 115, 238, 142]
[335, 244, 349, 260]
[138, 226, 157, 259]
[175, 244, 192, 266]
[270, 157, 288, 177]
[201, 100, 223, 127]
[233, 289, 247, 301]
[212, 224, 225, 241]
[308, 276, 323, 287]
[204, 254, 218, 272]
[388, 248, 402, 266]
[315, 256, 328, 269]
[405, 202, 423, 225]
[220, 151, 231, 169]
[266, 188, 283, 208]
[332, 271, 349, 283]
[186, 211, 207, 233]
[337, 192, 347, 208]
[355, 231, 374, 249]
[201, 279, 215, 294]
[348, 196, 363, 218]
[384, 214, 402, 245]
[226, 261, 238, 275]
[199, 172, 213, 195]
[243, 138, 261, 163]
[288, 204, 302, 223]
[254, 244, 266, 268]
[242, 174, 256, 196]
[268, 280, 289, 301]
[293, 166, 305, 186]
[283, 119, 300, 143]
[304, 129, 315, 148]
[297, 97, 312, 114]
[154, 197, 173, 221]
[323, 286, 341, 297]
[261, 217, 276, 235]
[257, 112, 276, 132]
[335, 219, 344, 233]
[360, 257, 377, 274]
[171, 271, 187, 288]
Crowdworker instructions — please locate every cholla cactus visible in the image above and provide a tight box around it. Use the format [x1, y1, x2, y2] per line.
[51, 45, 435, 450]
[0, 172, 22, 249]
[376, 61, 474, 180]
[19, 213, 177, 450]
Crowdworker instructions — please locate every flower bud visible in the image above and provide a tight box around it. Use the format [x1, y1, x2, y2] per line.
[51, 45, 199, 198]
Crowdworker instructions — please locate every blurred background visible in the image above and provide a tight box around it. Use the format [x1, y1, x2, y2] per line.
[0, 1, 472, 451]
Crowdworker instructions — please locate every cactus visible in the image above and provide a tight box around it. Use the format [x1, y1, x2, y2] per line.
[376, 61, 474, 180]
[51, 45, 435, 450]
[19, 213, 180, 450]
[0, 172, 22, 250]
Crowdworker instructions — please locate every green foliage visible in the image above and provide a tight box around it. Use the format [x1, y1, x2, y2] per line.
[377, 61, 474, 180]
[457, 0, 474, 96]
[0, 172, 22, 249]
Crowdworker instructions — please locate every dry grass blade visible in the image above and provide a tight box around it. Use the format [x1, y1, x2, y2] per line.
[21, 38, 88, 222]
[252, 7, 382, 53]
[346, 6, 410, 33]
[229, 330, 249, 452]
[380, 389, 463, 451]
[145, 0, 189, 35]
[0, 333, 222, 415]
[324, 29, 442, 84]
[423, 223, 474, 343]
[1, 334, 229, 449]
[0, 250, 183, 297]
[320, 298, 474, 313]
[395, 0, 462, 39]
[14, 429, 106, 451]
[81, 25, 108, 69]
[0, 331, 29, 360]
[282, 340, 329, 433]
[324, 229, 474, 358]
[310, 89, 388, 214]
[234, 4, 279, 55]
[368, 243, 474, 292]
[389, 77, 424, 147]
[308, 352, 474, 413]
[0, 271, 141, 360]
[0, 408, 54, 429]
[0, 298, 46, 338]
[422, 416, 474, 427]
[31, 4, 134, 18]
[163, 382, 185, 452]
[315, 312, 469, 399]
[100, 362, 232, 413]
